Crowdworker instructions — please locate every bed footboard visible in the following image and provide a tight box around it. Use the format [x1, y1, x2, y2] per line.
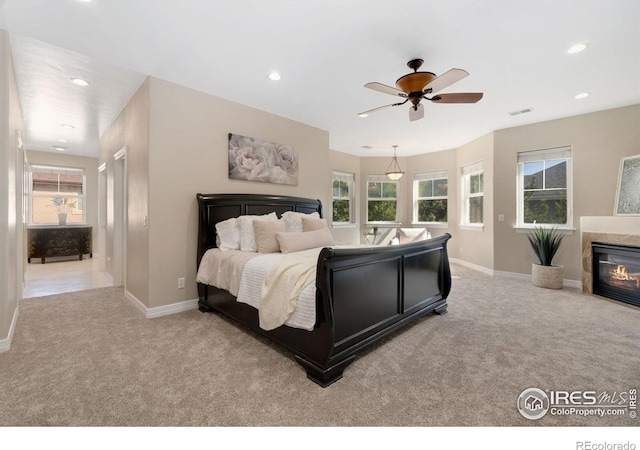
[298, 233, 452, 386]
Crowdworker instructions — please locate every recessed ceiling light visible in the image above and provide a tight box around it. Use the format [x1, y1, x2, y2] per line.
[358, 113, 369, 118]
[574, 92, 590, 99]
[567, 42, 589, 54]
[53, 146, 67, 151]
[268, 72, 281, 81]
[61, 124, 75, 129]
[361, 145, 373, 149]
[58, 139, 68, 143]
[70, 77, 90, 86]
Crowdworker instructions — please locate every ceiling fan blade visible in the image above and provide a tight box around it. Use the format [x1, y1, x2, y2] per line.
[358, 98, 409, 116]
[423, 68, 469, 94]
[409, 103, 424, 121]
[429, 92, 484, 103]
[364, 82, 407, 98]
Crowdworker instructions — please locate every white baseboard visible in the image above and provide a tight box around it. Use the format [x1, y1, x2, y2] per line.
[451, 258, 581, 288]
[124, 289, 199, 319]
[450, 258, 494, 277]
[0, 304, 19, 353]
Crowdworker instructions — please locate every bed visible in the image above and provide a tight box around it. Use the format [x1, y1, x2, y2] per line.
[196, 193, 452, 387]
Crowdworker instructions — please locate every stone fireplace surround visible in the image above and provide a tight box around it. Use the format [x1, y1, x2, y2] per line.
[581, 216, 640, 297]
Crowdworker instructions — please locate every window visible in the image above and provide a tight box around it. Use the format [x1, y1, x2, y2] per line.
[29, 164, 86, 224]
[367, 175, 398, 223]
[332, 171, 355, 224]
[461, 161, 483, 225]
[517, 147, 572, 228]
[414, 171, 448, 223]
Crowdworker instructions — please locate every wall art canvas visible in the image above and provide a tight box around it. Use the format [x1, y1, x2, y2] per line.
[228, 133, 298, 185]
[614, 153, 640, 215]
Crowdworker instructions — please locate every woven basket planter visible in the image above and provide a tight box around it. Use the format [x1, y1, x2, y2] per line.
[531, 263, 564, 289]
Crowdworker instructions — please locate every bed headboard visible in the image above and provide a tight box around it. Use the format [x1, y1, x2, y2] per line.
[196, 193, 323, 265]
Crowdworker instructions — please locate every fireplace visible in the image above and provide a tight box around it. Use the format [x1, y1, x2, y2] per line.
[592, 242, 640, 307]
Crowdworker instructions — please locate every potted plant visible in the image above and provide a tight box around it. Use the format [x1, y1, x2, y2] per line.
[527, 226, 565, 289]
[49, 197, 76, 226]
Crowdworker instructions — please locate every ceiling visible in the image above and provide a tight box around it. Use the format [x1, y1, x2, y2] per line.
[1, 0, 639, 159]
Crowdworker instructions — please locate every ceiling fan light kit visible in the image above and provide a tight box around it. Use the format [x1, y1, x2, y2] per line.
[359, 58, 484, 121]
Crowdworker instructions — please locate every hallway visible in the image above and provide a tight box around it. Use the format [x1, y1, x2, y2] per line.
[23, 257, 113, 299]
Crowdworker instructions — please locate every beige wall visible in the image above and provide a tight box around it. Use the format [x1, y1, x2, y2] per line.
[101, 77, 331, 309]
[0, 29, 25, 345]
[493, 104, 640, 281]
[26, 151, 99, 238]
[454, 132, 494, 268]
[99, 78, 150, 305]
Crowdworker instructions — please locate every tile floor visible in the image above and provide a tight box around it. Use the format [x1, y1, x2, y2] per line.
[23, 256, 113, 298]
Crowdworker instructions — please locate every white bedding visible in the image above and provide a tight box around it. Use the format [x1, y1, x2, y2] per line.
[196, 248, 318, 331]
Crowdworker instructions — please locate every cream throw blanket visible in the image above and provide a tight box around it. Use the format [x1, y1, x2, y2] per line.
[259, 247, 321, 331]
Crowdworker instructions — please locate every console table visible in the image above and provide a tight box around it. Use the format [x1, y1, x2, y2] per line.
[27, 225, 93, 264]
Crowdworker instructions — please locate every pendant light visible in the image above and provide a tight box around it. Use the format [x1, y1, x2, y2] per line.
[385, 145, 404, 181]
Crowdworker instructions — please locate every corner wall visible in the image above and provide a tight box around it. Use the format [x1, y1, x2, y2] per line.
[0, 29, 25, 348]
[493, 104, 640, 281]
[99, 78, 150, 306]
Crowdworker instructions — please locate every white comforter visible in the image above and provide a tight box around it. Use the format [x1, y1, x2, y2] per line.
[196, 248, 319, 331]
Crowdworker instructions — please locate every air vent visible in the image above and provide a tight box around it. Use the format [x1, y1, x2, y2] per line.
[509, 107, 533, 116]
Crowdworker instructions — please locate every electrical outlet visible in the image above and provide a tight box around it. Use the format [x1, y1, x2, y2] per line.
[177, 277, 185, 289]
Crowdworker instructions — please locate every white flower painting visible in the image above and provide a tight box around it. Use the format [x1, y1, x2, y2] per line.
[228, 133, 298, 185]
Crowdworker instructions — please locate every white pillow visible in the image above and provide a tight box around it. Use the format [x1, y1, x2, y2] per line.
[276, 228, 335, 254]
[253, 218, 286, 253]
[282, 211, 320, 232]
[215, 217, 240, 251]
[238, 212, 277, 252]
[301, 216, 328, 231]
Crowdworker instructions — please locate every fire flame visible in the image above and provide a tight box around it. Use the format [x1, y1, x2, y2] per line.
[611, 264, 640, 289]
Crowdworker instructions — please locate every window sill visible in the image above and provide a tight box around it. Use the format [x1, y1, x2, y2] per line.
[514, 226, 576, 235]
[365, 223, 401, 227]
[458, 224, 484, 231]
[331, 223, 357, 229]
[412, 222, 449, 229]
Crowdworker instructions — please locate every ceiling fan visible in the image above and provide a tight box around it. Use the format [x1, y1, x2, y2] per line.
[359, 58, 483, 121]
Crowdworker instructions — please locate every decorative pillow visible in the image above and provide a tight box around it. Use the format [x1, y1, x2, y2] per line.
[238, 212, 278, 252]
[215, 217, 240, 251]
[276, 228, 335, 254]
[253, 218, 286, 253]
[282, 211, 320, 232]
[301, 216, 328, 231]
[397, 228, 431, 244]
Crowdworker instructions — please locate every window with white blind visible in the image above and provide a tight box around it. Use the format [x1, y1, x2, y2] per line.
[332, 170, 355, 224]
[461, 161, 483, 226]
[367, 175, 398, 223]
[517, 146, 572, 228]
[29, 164, 86, 224]
[414, 170, 448, 224]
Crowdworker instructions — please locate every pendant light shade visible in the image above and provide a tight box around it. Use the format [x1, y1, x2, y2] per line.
[385, 145, 404, 180]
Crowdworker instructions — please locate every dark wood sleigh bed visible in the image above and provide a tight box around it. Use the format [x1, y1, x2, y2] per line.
[196, 193, 452, 387]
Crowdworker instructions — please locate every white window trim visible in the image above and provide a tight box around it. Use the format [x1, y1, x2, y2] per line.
[516, 146, 573, 230]
[366, 174, 399, 224]
[460, 161, 484, 227]
[332, 170, 355, 225]
[413, 170, 448, 225]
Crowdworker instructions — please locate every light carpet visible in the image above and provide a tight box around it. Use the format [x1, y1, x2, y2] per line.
[1, 264, 638, 427]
